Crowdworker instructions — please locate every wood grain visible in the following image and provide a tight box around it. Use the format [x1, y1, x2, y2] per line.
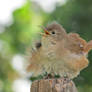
[31, 78, 78, 92]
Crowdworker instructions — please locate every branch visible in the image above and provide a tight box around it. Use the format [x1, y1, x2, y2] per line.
[31, 78, 78, 92]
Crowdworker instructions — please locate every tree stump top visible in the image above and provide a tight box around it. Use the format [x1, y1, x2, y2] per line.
[31, 78, 78, 92]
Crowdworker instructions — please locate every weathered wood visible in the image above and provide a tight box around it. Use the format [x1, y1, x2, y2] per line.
[31, 78, 78, 92]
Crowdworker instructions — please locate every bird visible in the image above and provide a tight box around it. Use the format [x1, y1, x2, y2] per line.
[26, 22, 92, 79]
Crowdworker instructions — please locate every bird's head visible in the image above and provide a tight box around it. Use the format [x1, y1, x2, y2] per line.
[40, 22, 67, 46]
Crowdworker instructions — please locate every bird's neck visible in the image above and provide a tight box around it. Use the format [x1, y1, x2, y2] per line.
[42, 37, 57, 48]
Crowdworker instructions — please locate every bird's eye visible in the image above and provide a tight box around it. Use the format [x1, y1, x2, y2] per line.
[52, 31, 55, 34]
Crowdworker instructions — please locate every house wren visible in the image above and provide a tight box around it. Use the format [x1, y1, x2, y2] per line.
[27, 22, 92, 79]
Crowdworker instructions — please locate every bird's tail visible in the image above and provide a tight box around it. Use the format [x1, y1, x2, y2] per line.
[84, 40, 92, 53]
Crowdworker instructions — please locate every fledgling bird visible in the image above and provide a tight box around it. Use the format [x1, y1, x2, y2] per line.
[26, 22, 92, 79]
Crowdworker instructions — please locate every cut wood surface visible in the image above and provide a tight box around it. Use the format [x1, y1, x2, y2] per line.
[31, 78, 78, 92]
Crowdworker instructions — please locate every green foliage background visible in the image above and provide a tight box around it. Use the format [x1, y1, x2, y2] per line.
[0, 0, 92, 92]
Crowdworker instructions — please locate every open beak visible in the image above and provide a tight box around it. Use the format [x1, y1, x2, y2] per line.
[44, 29, 50, 35]
[40, 26, 50, 36]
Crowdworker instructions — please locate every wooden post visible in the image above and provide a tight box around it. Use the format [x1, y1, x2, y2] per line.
[31, 78, 78, 92]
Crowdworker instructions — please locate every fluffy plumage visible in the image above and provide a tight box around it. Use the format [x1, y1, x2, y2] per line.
[27, 22, 92, 79]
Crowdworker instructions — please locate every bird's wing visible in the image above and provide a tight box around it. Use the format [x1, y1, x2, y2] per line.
[84, 40, 92, 53]
[68, 33, 80, 38]
[26, 41, 42, 73]
[68, 33, 92, 53]
[68, 33, 87, 48]
[68, 33, 87, 44]
[26, 41, 42, 56]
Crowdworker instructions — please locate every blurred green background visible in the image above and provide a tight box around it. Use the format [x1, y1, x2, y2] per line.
[0, 0, 92, 92]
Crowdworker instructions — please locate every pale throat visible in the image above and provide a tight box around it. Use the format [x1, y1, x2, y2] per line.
[42, 36, 57, 48]
[41, 36, 57, 58]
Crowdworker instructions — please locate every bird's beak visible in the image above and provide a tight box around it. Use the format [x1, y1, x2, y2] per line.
[44, 29, 50, 35]
[40, 26, 50, 36]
